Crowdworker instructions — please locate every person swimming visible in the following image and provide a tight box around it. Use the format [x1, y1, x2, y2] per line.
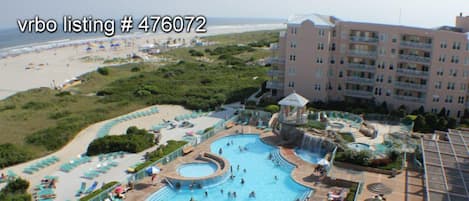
[249, 191, 256, 198]
[241, 178, 245, 185]
[218, 148, 223, 155]
[204, 190, 208, 197]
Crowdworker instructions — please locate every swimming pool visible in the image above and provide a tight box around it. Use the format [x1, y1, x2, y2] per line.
[147, 134, 311, 201]
[374, 144, 390, 155]
[294, 148, 326, 164]
[178, 163, 217, 178]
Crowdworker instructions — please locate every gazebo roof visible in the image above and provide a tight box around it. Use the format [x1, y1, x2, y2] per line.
[278, 92, 309, 107]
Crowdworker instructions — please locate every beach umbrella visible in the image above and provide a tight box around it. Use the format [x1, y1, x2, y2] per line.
[99, 45, 105, 49]
[86, 47, 92, 51]
[146, 166, 160, 175]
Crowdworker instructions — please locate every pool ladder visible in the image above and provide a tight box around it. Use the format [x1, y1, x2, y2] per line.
[270, 150, 295, 170]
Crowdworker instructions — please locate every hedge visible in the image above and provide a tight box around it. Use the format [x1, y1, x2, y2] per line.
[79, 181, 119, 201]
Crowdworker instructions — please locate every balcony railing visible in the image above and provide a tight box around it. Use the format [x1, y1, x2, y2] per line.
[399, 54, 431, 63]
[270, 43, 279, 50]
[266, 80, 284, 89]
[349, 63, 376, 72]
[344, 89, 374, 99]
[396, 68, 429, 77]
[394, 81, 428, 91]
[394, 95, 426, 103]
[267, 69, 284, 77]
[349, 50, 378, 57]
[350, 36, 379, 43]
[269, 57, 286, 65]
[400, 41, 432, 49]
[346, 77, 375, 84]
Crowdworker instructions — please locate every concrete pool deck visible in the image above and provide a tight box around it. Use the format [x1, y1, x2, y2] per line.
[125, 125, 424, 201]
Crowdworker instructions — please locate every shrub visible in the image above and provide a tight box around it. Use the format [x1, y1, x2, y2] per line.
[49, 110, 71, 120]
[79, 181, 119, 201]
[97, 67, 110, 75]
[188, 49, 204, 57]
[335, 149, 371, 166]
[134, 140, 187, 172]
[86, 127, 154, 156]
[0, 144, 32, 168]
[0, 178, 31, 201]
[21, 101, 51, 110]
[264, 105, 279, 113]
[131, 67, 141, 72]
[55, 91, 71, 97]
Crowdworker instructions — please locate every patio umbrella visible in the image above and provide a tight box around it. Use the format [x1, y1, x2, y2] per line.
[146, 166, 160, 175]
[114, 185, 123, 194]
[367, 183, 392, 195]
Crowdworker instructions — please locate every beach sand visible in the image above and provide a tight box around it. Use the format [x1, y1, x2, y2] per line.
[0, 23, 285, 100]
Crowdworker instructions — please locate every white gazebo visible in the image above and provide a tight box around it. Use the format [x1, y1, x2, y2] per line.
[278, 92, 309, 125]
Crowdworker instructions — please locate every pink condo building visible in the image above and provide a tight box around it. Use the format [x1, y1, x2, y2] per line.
[267, 13, 469, 118]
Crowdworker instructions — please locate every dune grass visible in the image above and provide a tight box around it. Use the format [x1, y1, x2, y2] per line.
[0, 30, 278, 167]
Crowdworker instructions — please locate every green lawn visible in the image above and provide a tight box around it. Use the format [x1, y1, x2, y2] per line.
[0, 30, 279, 167]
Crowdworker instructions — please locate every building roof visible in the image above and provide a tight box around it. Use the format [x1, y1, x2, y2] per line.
[421, 129, 469, 201]
[287, 14, 336, 26]
[278, 92, 309, 107]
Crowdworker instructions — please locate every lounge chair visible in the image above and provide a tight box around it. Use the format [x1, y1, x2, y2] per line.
[75, 182, 86, 197]
[85, 181, 98, 194]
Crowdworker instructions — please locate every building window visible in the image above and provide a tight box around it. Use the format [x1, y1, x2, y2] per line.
[290, 41, 297, 48]
[392, 37, 397, 43]
[436, 68, 444, 76]
[317, 43, 325, 50]
[449, 69, 458, 77]
[338, 84, 342, 91]
[316, 57, 323, 64]
[318, 29, 325, 37]
[440, 41, 447, 48]
[458, 96, 465, 104]
[450, 56, 459, 64]
[330, 57, 335, 64]
[379, 33, 386, 41]
[431, 108, 438, 113]
[339, 71, 343, 78]
[447, 110, 450, 116]
[288, 81, 295, 88]
[432, 95, 440, 102]
[330, 43, 336, 51]
[435, 81, 442, 89]
[386, 89, 391, 96]
[391, 49, 396, 55]
[452, 42, 461, 50]
[464, 57, 469, 66]
[447, 82, 455, 90]
[438, 55, 446, 63]
[314, 84, 321, 91]
[288, 67, 296, 76]
[457, 110, 461, 118]
[445, 95, 453, 103]
[289, 54, 296, 61]
[389, 64, 394, 70]
[461, 83, 467, 91]
[387, 76, 392, 83]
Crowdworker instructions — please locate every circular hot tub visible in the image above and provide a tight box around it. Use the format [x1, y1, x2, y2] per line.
[177, 162, 217, 178]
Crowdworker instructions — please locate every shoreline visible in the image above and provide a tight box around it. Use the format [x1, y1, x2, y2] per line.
[0, 23, 285, 100]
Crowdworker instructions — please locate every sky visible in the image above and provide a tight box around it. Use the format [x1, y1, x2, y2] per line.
[1, 0, 469, 29]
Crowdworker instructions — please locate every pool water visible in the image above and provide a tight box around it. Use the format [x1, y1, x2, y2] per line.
[348, 142, 371, 152]
[147, 134, 311, 201]
[178, 163, 217, 178]
[374, 144, 390, 155]
[294, 148, 325, 164]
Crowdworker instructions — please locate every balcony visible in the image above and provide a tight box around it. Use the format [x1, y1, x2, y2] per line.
[396, 68, 429, 77]
[394, 81, 428, 91]
[346, 76, 375, 85]
[399, 54, 431, 63]
[266, 80, 284, 89]
[269, 57, 286, 65]
[267, 69, 284, 77]
[270, 43, 279, 50]
[344, 89, 374, 99]
[350, 36, 379, 43]
[349, 63, 376, 72]
[349, 50, 377, 58]
[400, 41, 432, 49]
[394, 95, 426, 103]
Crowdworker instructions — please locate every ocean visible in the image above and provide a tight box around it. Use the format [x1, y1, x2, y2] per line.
[0, 17, 284, 57]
